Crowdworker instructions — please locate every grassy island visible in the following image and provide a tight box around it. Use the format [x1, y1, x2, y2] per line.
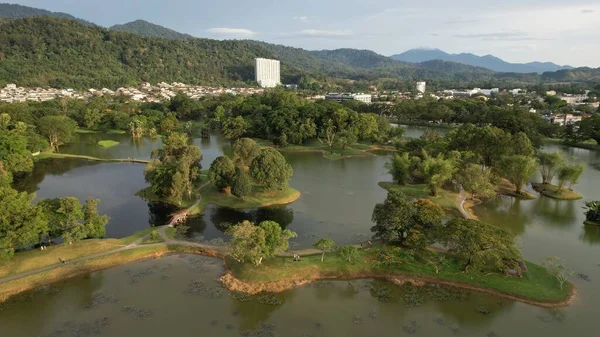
[223, 246, 573, 307]
[378, 182, 463, 216]
[532, 183, 583, 200]
[253, 138, 395, 160]
[97, 140, 120, 148]
[188, 183, 301, 215]
[584, 221, 600, 227]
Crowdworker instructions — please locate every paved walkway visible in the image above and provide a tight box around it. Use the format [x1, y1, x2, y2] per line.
[458, 187, 473, 219]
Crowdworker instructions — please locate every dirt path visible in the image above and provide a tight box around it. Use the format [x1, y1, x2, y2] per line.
[458, 187, 473, 219]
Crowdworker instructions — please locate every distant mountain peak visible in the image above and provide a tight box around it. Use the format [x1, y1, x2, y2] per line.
[0, 2, 93, 25]
[390, 48, 573, 74]
[415, 46, 440, 51]
[110, 20, 193, 40]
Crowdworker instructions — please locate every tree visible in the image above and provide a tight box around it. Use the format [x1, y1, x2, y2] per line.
[579, 115, 600, 144]
[82, 198, 110, 238]
[313, 238, 335, 262]
[498, 155, 537, 194]
[512, 132, 535, 157]
[208, 156, 236, 193]
[458, 164, 495, 199]
[222, 116, 248, 141]
[557, 163, 585, 190]
[129, 116, 147, 138]
[337, 245, 360, 263]
[250, 148, 293, 191]
[225, 220, 296, 265]
[541, 256, 573, 290]
[584, 201, 600, 223]
[37, 115, 78, 151]
[387, 152, 411, 185]
[371, 191, 416, 243]
[232, 138, 261, 169]
[438, 218, 522, 272]
[259, 220, 297, 258]
[0, 187, 47, 261]
[0, 130, 33, 174]
[420, 153, 455, 196]
[537, 152, 565, 184]
[231, 168, 252, 199]
[320, 119, 337, 154]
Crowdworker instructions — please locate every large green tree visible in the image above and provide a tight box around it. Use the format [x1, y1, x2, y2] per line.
[438, 218, 523, 272]
[557, 163, 585, 190]
[225, 220, 296, 265]
[498, 155, 538, 194]
[37, 115, 78, 151]
[231, 168, 252, 199]
[537, 152, 565, 184]
[313, 238, 336, 262]
[387, 152, 411, 185]
[420, 153, 456, 196]
[232, 138, 261, 169]
[250, 148, 293, 191]
[0, 130, 33, 174]
[222, 116, 248, 141]
[208, 156, 236, 193]
[458, 164, 495, 199]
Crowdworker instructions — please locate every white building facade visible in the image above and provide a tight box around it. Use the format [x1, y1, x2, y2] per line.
[255, 58, 281, 88]
[416, 81, 426, 93]
[324, 93, 372, 104]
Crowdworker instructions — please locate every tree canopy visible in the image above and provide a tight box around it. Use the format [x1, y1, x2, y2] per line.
[250, 148, 293, 191]
[225, 220, 296, 265]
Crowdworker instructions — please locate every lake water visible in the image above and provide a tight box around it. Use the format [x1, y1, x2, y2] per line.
[4, 127, 600, 337]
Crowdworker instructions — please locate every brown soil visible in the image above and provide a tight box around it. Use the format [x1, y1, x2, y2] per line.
[220, 269, 577, 309]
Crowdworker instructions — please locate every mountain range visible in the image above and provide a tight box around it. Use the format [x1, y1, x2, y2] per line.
[0, 3, 598, 89]
[391, 48, 573, 74]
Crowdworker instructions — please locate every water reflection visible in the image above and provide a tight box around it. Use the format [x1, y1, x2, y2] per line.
[580, 225, 600, 246]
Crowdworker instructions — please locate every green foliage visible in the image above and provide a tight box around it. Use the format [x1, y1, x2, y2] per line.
[579, 115, 600, 144]
[438, 218, 523, 273]
[144, 132, 201, 203]
[222, 116, 248, 141]
[208, 156, 236, 192]
[37, 115, 78, 151]
[371, 191, 444, 248]
[225, 220, 296, 265]
[584, 201, 600, 223]
[537, 152, 565, 184]
[82, 198, 110, 238]
[313, 238, 336, 262]
[419, 153, 456, 196]
[387, 152, 411, 185]
[337, 245, 360, 263]
[110, 20, 193, 40]
[458, 164, 495, 199]
[232, 138, 261, 169]
[0, 187, 47, 261]
[0, 129, 33, 174]
[250, 148, 293, 191]
[231, 168, 252, 199]
[498, 155, 538, 193]
[557, 163, 585, 190]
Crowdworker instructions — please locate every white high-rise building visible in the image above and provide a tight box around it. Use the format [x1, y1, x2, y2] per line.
[416, 81, 426, 93]
[255, 58, 281, 88]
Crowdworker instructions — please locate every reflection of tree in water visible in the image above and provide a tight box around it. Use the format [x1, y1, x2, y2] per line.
[477, 197, 531, 235]
[431, 290, 515, 329]
[12, 158, 98, 194]
[207, 205, 295, 234]
[147, 202, 178, 227]
[231, 290, 295, 331]
[580, 225, 600, 246]
[530, 197, 577, 229]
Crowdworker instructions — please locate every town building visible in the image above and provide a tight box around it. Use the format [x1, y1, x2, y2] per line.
[546, 114, 583, 126]
[255, 58, 281, 88]
[324, 93, 372, 104]
[416, 81, 426, 94]
[559, 94, 588, 105]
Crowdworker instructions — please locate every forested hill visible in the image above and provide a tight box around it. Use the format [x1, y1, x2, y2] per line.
[0, 3, 93, 25]
[110, 20, 194, 40]
[0, 17, 598, 89]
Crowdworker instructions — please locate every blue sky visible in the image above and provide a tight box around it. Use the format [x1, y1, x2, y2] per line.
[8, 0, 600, 67]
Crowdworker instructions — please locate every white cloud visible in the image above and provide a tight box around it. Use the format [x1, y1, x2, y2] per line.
[207, 28, 257, 36]
[298, 29, 353, 38]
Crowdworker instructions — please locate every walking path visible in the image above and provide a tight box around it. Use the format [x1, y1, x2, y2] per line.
[41, 153, 150, 164]
[1, 188, 469, 286]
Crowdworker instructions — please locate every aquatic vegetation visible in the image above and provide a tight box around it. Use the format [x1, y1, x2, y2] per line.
[82, 291, 119, 309]
[134, 308, 153, 320]
[184, 280, 225, 299]
[352, 315, 363, 324]
[41, 317, 112, 337]
[369, 281, 394, 302]
[229, 291, 253, 302]
[369, 309, 378, 319]
[402, 321, 418, 334]
[255, 292, 283, 305]
[475, 306, 492, 316]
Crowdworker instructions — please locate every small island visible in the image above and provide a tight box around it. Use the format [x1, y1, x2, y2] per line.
[534, 152, 585, 200]
[584, 201, 600, 226]
[97, 140, 120, 148]
[532, 183, 583, 200]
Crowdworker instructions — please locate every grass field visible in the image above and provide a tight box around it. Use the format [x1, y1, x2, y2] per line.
[97, 140, 120, 148]
[378, 182, 460, 214]
[252, 138, 392, 160]
[532, 183, 583, 200]
[496, 179, 537, 200]
[0, 228, 154, 279]
[189, 183, 301, 214]
[229, 246, 571, 303]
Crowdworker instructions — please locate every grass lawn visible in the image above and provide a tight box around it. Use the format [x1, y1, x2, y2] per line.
[0, 228, 154, 279]
[252, 138, 389, 160]
[189, 183, 301, 214]
[532, 183, 583, 200]
[229, 246, 571, 303]
[75, 128, 98, 134]
[97, 140, 120, 148]
[164, 227, 177, 240]
[378, 182, 460, 214]
[496, 179, 537, 200]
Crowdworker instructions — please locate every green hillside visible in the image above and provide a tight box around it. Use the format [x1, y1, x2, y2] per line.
[110, 20, 193, 40]
[0, 3, 93, 25]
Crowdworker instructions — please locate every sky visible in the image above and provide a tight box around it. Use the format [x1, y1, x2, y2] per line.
[8, 0, 600, 67]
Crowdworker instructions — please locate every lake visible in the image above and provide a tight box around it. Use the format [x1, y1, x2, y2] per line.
[4, 127, 600, 337]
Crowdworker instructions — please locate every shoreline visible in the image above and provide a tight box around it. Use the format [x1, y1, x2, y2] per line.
[36, 152, 150, 164]
[531, 183, 583, 200]
[0, 243, 576, 309]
